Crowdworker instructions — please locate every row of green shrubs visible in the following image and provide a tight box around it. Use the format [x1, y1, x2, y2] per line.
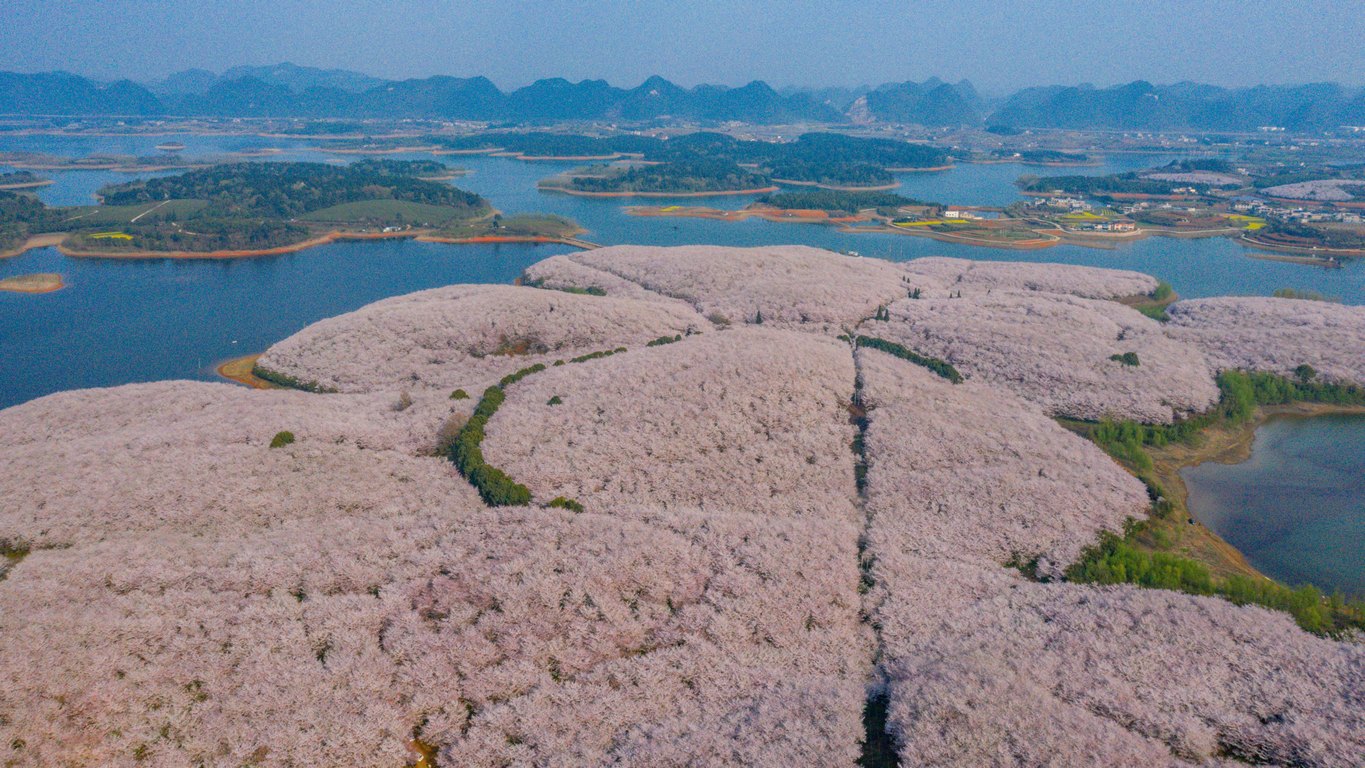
[1068, 526, 1364, 636]
[251, 364, 338, 393]
[854, 336, 963, 384]
[569, 347, 626, 364]
[1092, 368, 1365, 469]
[1075, 367, 1365, 637]
[447, 352, 632, 509]
[449, 384, 532, 506]
[519, 276, 606, 296]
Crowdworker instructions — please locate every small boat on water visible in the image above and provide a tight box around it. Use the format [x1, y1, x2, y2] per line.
[155, 142, 187, 152]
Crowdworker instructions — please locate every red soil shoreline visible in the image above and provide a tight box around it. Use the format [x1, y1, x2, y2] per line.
[55, 229, 594, 261]
[538, 185, 780, 198]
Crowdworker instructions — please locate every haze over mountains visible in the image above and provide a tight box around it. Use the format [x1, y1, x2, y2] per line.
[2, 63, 1364, 132]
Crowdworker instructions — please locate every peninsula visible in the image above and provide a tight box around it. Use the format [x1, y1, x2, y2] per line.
[0, 159, 585, 259]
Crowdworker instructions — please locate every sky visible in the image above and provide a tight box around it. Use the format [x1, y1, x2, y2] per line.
[4, 0, 1364, 93]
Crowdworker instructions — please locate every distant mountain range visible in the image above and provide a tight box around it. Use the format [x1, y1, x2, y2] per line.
[1, 64, 1363, 132]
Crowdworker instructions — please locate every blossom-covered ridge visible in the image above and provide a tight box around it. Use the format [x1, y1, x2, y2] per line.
[900, 255, 1160, 299]
[871, 290, 1220, 423]
[1166, 296, 1365, 386]
[2, 245, 1361, 767]
[523, 244, 922, 330]
[857, 350, 1364, 766]
[256, 284, 707, 394]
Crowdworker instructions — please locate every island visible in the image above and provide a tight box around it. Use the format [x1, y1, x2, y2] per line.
[978, 148, 1098, 166]
[0, 272, 63, 293]
[0, 159, 587, 259]
[540, 158, 778, 197]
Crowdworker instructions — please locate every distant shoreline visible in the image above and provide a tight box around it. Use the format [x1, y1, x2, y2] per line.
[30, 228, 593, 261]
[885, 164, 954, 173]
[0, 179, 54, 190]
[539, 184, 779, 198]
[772, 178, 901, 192]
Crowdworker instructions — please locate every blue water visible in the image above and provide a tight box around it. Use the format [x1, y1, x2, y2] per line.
[1182, 415, 1365, 596]
[2, 133, 1364, 410]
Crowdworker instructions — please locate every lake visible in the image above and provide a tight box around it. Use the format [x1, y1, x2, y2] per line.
[1182, 414, 1365, 597]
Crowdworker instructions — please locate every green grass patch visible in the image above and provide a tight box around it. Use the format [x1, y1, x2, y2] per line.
[65, 199, 208, 226]
[300, 199, 484, 226]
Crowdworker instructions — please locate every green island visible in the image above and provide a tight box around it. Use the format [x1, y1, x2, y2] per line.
[757, 189, 932, 214]
[541, 157, 776, 196]
[0, 159, 584, 258]
[981, 148, 1096, 166]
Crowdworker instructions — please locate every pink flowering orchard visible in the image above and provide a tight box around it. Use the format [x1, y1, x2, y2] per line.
[1, 246, 1362, 766]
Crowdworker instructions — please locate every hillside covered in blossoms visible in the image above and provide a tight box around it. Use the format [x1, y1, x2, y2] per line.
[2, 245, 1363, 767]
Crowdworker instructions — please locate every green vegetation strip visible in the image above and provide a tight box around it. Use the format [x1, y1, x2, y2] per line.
[1072, 369, 1365, 636]
[447, 349, 628, 508]
[250, 364, 338, 393]
[854, 336, 962, 383]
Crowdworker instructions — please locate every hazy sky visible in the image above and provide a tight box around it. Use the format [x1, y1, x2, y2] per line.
[4, 0, 1363, 92]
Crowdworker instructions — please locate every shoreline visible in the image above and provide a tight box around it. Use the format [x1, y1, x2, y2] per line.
[621, 204, 1347, 258]
[214, 354, 280, 389]
[626, 205, 868, 226]
[771, 178, 901, 192]
[57, 228, 594, 261]
[1239, 233, 1360, 260]
[1145, 402, 1365, 582]
[0, 179, 54, 190]
[885, 164, 954, 173]
[968, 158, 1101, 168]
[0, 233, 66, 259]
[538, 184, 780, 198]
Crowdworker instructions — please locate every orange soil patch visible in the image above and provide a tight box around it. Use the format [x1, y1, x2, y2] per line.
[540, 185, 780, 199]
[214, 354, 280, 389]
[0, 272, 64, 294]
[0, 233, 66, 259]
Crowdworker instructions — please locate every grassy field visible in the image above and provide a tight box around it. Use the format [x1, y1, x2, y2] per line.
[59, 199, 208, 226]
[299, 199, 489, 226]
[437, 214, 581, 239]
